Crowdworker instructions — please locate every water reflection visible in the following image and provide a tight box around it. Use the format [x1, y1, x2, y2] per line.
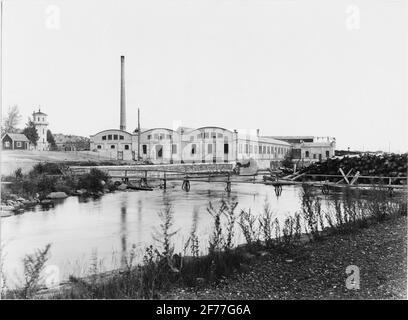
[2, 182, 310, 281]
[120, 199, 127, 268]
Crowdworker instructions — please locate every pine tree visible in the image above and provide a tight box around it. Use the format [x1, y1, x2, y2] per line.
[22, 118, 39, 146]
[46, 129, 57, 150]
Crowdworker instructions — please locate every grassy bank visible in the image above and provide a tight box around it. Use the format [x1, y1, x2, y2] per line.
[1, 162, 118, 203]
[0, 150, 128, 176]
[1, 185, 406, 299]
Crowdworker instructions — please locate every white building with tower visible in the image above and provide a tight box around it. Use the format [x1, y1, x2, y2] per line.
[32, 108, 49, 151]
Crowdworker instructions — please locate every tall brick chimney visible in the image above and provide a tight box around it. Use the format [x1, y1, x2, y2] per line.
[120, 55, 126, 131]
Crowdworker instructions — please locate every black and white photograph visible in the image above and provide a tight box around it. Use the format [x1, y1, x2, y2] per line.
[0, 0, 406, 305]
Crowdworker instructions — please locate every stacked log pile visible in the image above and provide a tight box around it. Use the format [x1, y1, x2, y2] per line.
[299, 153, 407, 183]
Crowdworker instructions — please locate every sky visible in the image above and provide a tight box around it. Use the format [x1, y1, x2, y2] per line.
[1, 0, 407, 152]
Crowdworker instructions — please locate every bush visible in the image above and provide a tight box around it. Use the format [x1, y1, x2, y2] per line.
[31, 162, 62, 176]
[77, 169, 109, 192]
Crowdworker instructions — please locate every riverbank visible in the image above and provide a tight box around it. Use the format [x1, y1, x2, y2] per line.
[1, 162, 126, 214]
[164, 215, 407, 300]
[2, 185, 405, 299]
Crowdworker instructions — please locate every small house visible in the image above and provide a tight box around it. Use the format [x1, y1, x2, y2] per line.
[1, 133, 30, 150]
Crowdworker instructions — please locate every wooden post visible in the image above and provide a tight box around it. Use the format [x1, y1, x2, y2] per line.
[350, 171, 360, 185]
[339, 168, 350, 185]
[163, 172, 167, 189]
[335, 169, 352, 184]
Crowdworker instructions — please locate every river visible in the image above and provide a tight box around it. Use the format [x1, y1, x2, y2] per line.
[1, 181, 313, 284]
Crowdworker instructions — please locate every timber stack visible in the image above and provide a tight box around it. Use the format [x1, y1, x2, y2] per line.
[298, 153, 407, 184]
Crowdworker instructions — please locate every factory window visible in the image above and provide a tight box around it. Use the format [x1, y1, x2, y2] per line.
[191, 144, 196, 155]
[124, 145, 129, 150]
[147, 135, 151, 140]
[114, 135, 118, 140]
[97, 145, 102, 149]
[305, 151, 309, 158]
[208, 144, 212, 154]
[217, 133, 223, 138]
[119, 135, 124, 140]
[224, 143, 229, 154]
[326, 150, 330, 158]
[142, 145, 147, 155]
[102, 136, 106, 140]
[108, 135, 112, 140]
[172, 144, 177, 154]
[111, 145, 115, 149]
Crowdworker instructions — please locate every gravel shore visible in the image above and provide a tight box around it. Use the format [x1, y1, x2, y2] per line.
[165, 216, 407, 300]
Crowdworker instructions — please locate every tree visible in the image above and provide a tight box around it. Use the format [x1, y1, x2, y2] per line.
[22, 118, 39, 146]
[1, 105, 22, 135]
[46, 129, 57, 150]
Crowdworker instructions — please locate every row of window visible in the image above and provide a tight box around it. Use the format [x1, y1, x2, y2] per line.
[139, 133, 227, 141]
[239, 143, 289, 155]
[147, 134, 172, 140]
[95, 143, 228, 155]
[304, 151, 330, 158]
[102, 134, 125, 141]
[4, 141, 25, 147]
[97, 144, 130, 150]
[196, 132, 223, 139]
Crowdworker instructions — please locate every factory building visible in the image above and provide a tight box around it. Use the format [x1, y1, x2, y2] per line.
[270, 136, 336, 163]
[90, 126, 292, 168]
[89, 56, 334, 168]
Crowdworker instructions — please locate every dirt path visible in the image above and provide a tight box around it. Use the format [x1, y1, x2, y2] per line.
[165, 216, 407, 299]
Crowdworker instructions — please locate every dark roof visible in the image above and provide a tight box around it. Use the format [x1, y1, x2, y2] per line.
[268, 136, 315, 140]
[33, 108, 47, 116]
[2, 133, 30, 142]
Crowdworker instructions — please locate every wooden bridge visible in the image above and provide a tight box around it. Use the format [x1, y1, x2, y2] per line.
[67, 163, 407, 195]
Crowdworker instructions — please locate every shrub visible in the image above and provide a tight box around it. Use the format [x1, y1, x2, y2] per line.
[238, 209, 259, 247]
[258, 203, 275, 247]
[18, 244, 52, 299]
[31, 162, 62, 176]
[77, 168, 109, 192]
[300, 185, 321, 240]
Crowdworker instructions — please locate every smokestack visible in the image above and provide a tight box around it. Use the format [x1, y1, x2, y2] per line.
[120, 55, 126, 131]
